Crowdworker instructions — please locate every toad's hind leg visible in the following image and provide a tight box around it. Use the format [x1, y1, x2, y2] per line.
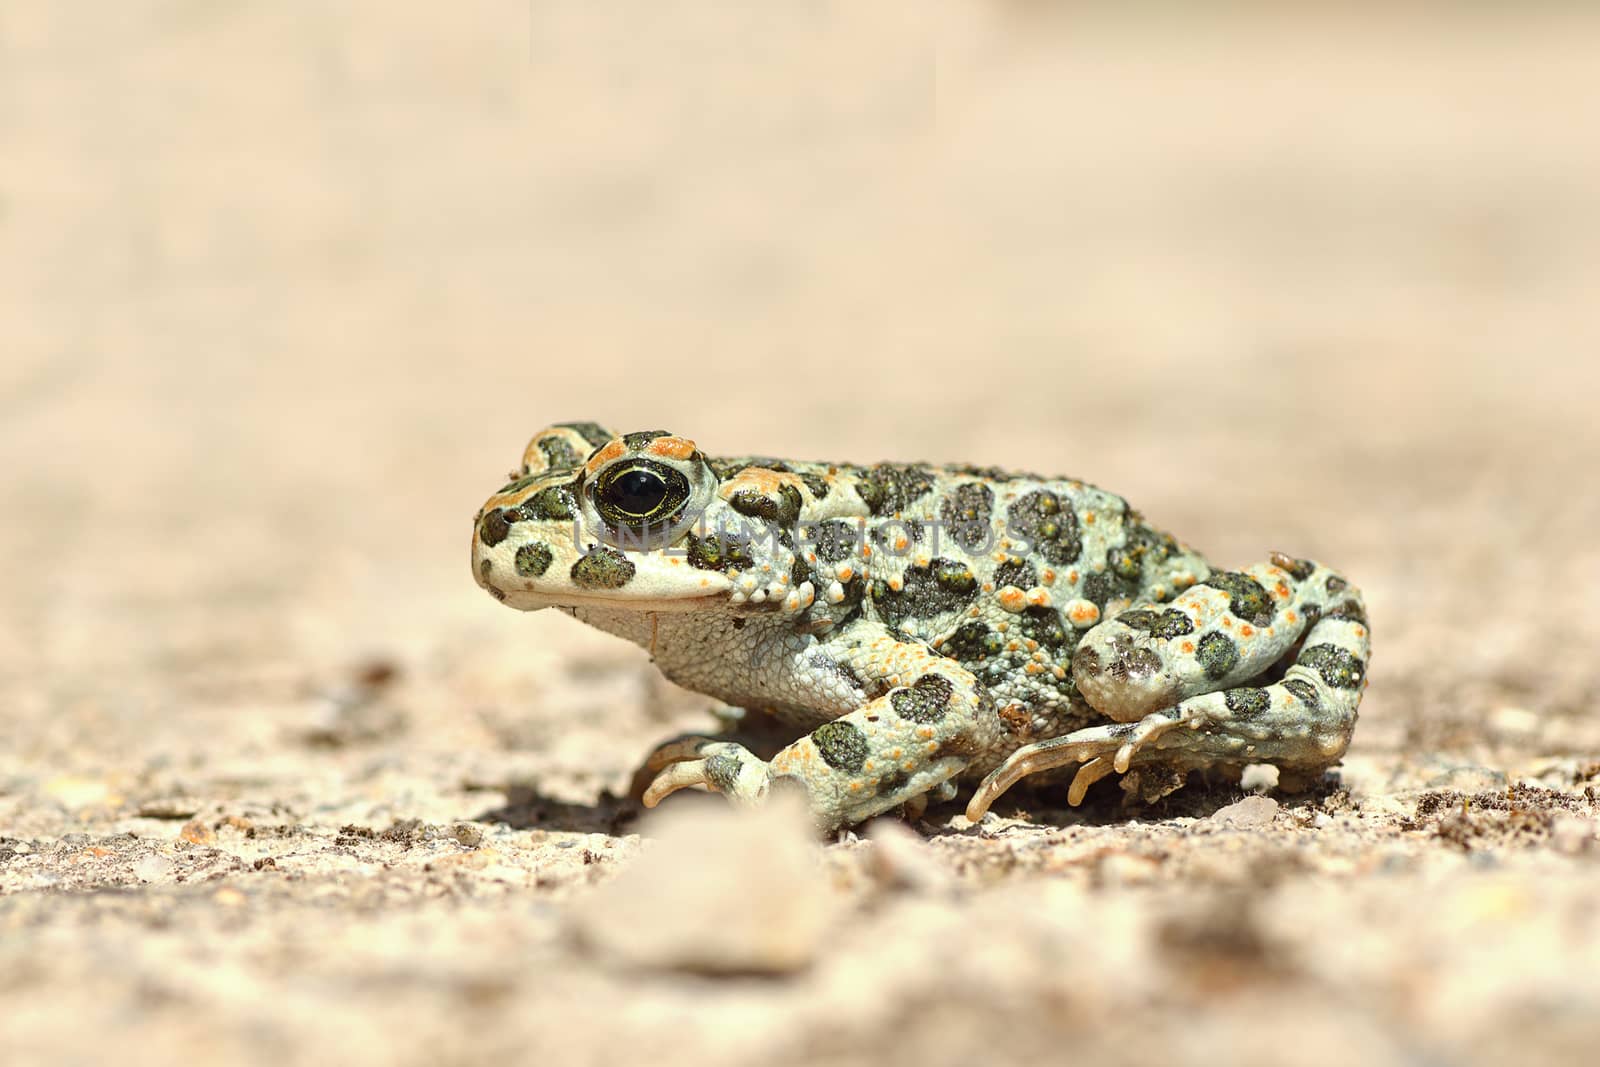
[967, 554, 1369, 819]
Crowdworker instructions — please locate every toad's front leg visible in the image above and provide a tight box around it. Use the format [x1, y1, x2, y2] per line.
[642, 622, 1001, 831]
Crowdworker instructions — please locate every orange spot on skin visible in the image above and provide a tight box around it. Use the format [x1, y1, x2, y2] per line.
[917, 727, 936, 740]
[1084, 512, 1096, 525]
[1275, 581, 1291, 599]
[584, 440, 627, 474]
[1240, 624, 1255, 637]
[645, 435, 698, 461]
[1025, 663, 1042, 674]
[1354, 627, 1366, 638]
[1286, 611, 1298, 625]
[850, 782, 862, 792]
[1222, 617, 1233, 629]
[1068, 602, 1100, 626]
[891, 748, 903, 759]
[1026, 588, 1051, 608]
[998, 587, 1027, 612]
[1041, 569, 1056, 583]
[1181, 641, 1195, 653]
[1067, 570, 1080, 583]
[895, 536, 910, 551]
[720, 467, 806, 500]
[1051, 666, 1067, 679]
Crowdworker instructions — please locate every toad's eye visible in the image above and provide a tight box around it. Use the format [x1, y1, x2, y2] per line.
[608, 468, 669, 515]
[592, 459, 691, 530]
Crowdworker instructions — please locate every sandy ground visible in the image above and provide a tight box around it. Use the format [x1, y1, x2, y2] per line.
[4, 5, 1600, 1066]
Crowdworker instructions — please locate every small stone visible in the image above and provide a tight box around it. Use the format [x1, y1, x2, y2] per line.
[1550, 816, 1595, 855]
[137, 798, 201, 819]
[1209, 795, 1279, 829]
[1487, 705, 1540, 741]
[45, 777, 114, 810]
[570, 795, 835, 974]
[134, 855, 176, 882]
[862, 819, 951, 892]
[1424, 764, 1507, 792]
[431, 847, 502, 871]
[179, 820, 215, 846]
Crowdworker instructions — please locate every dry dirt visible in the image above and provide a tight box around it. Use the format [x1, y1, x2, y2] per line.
[4, 5, 1600, 1066]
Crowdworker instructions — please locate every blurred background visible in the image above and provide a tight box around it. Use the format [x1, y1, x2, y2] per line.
[3, 4, 1599, 1065]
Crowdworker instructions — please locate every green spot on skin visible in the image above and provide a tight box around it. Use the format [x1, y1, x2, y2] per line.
[812, 721, 869, 772]
[1006, 490, 1082, 566]
[890, 674, 953, 724]
[524, 484, 577, 521]
[807, 520, 862, 563]
[856, 464, 935, 516]
[686, 533, 754, 573]
[1281, 678, 1320, 709]
[939, 482, 995, 551]
[537, 436, 582, 471]
[1202, 572, 1276, 626]
[1117, 608, 1194, 640]
[729, 484, 803, 527]
[569, 545, 635, 589]
[479, 508, 512, 547]
[942, 621, 1004, 664]
[1298, 644, 1365, 690]
[514, 542, 554, 578]
[1196, 631, 1240, 680]
[1224, 687, 1271, 716]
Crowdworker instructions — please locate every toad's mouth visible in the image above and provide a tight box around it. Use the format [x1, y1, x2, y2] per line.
[494, 583, 734, 614]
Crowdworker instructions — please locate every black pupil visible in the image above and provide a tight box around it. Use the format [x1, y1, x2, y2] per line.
[610, 468, 668, 516]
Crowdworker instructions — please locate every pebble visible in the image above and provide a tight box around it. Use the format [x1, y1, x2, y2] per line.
[861, 819, 951, 892]
[1208, 795, 1280, 829]
[1550, 816, 1595, 855]
[570, 795, 836, 974]
[134, 855, 176, 882]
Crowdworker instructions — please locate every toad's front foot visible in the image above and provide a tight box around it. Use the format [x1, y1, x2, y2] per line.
[641, 741, 774, 809]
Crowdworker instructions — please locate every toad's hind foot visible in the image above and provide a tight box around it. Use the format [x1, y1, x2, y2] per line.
[965, 708, 1189, 819]
[967, 557, 1369, 821]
